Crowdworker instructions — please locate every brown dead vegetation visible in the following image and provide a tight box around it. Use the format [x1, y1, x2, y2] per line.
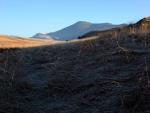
[0, 35, 60, 48]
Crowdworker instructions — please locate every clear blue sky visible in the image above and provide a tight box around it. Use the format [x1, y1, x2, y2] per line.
[0, 0, 150, 37]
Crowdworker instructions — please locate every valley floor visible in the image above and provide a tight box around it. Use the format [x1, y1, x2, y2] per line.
[0, 33, 150, 113]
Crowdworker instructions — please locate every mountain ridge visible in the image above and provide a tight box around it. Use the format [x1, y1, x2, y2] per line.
[33, 21, 125, 40]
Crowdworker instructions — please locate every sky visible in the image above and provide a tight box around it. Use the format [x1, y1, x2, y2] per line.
[0, 0, 150, 37]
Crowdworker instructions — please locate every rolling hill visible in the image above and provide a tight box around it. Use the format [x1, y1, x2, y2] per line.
[0, 35, 60, 48]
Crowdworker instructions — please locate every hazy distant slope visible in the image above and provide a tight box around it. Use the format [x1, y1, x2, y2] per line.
[33, 21, 125, 40]
[32, 33, 53, 39]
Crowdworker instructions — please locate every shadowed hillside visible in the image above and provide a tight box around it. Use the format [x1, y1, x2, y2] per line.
[0, 29, 150, 113]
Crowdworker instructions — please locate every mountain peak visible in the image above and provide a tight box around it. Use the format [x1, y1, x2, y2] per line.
[74, 21, 92, 27]
[75, 21, 91, 24]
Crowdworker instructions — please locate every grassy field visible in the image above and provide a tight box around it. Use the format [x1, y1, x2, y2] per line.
[0, 35, 63, 48]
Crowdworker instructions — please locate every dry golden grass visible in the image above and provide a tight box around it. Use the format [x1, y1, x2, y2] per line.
[0, 35, 62, 48]
[0, 35, 101, 49]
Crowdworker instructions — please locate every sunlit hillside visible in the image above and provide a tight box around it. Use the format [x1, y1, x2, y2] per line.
[0, 35, 61, 48]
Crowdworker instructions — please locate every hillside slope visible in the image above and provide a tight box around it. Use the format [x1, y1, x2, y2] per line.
[0, 35, 60, 48]
[80, 17, 150, 39]
[0, 30, 150, 113]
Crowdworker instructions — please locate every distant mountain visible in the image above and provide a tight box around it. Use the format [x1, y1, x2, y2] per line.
[32, 33, 53, 39]
[32, 21, 126, 40]
[80, 17, 150, 39]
